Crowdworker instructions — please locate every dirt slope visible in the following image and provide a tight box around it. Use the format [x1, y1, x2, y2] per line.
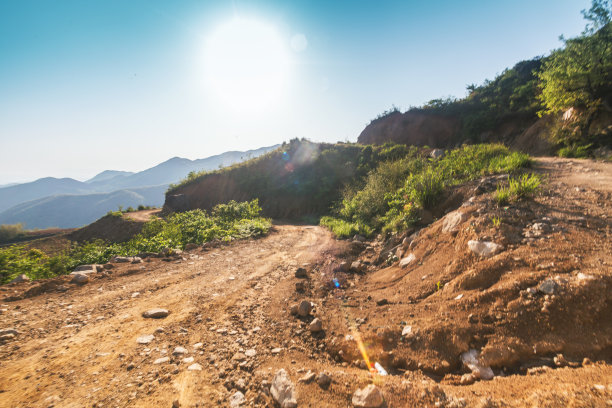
[1, 158, 611, 408]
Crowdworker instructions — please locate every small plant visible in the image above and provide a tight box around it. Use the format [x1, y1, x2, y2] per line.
[494, 186, 511, 206]
[436, 280, 442, 291]
[491, 215, 502, 227]
[508, 173, 541, 199]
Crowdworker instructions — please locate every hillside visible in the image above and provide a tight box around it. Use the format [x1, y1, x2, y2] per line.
[164, 140, 414, 218]
[0, 157, 610, 407]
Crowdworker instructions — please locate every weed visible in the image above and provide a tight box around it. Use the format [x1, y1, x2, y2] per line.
[494, 186, 511, 206]
[491, 215, 502, 227]
[508, 173, 541, 199]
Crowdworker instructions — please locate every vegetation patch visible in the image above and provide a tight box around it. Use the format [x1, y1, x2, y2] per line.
[0, 200, 270, 284]
[321, 144, 531, 237]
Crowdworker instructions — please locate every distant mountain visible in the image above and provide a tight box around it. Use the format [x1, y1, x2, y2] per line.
[85, 170, 134, 184]
[0, 144, 279, 228]
[0, 185, 168, 229]
[0, 177, 92, 213]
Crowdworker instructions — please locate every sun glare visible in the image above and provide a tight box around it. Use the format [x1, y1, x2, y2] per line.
[204, 18, 289, 112]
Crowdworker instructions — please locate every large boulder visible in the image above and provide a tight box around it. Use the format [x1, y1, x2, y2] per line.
[468, 240, 503, 258]
[270, 369, 297, 408]
[352, 384, 384, 407]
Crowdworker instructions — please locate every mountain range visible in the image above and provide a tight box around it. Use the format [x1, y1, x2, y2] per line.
[0, 145, 278, 229]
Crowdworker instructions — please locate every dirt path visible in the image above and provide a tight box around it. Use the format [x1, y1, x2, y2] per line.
[123, 209, 162, 222]
[0, 225, 340, 407]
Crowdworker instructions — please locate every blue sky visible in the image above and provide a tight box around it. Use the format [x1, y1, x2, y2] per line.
[0, 0, 590, 183]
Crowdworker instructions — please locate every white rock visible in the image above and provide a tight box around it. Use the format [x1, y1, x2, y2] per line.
[182, 356, 194, 363]
[153, 357, 169, 364]
[467, 240, 503, 258]
[352, 384, 384, 407]
[461, 349, 494, 380]
[193, 342, 203, 350]
[137, 334, 155, 344]
[401, 325, 412, 337]
[188, 363, 202, 371]
[270, 369, 297, 408]
[71, 273, 89, 284]
[399, 253, 416, 268]
[229, 391, 245, 407]
[173, 346, 188, 355]
[9, 274, 29, 283]
[442, 211, 467, 233]
[245, 349, 257, 357]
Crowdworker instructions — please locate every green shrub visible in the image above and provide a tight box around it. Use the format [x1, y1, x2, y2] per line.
[558, 144, 592, 158]
[508, 173, 541, 199]
[0, 199, 271, 284]
[319, 216, 372, 239]
[323, 144, 532, 235]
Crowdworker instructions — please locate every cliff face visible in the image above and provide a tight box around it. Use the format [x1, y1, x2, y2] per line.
[357, 111, 461, 147]
[357, 110, 555, 155]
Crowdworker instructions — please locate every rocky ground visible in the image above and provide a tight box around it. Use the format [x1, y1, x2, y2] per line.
[0, 157, 611, 408]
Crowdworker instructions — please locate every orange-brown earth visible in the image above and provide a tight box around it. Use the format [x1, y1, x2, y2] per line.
[0, 157, 611, 408]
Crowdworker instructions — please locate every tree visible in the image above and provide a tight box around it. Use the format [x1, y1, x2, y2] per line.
[537, 0, 612, 134]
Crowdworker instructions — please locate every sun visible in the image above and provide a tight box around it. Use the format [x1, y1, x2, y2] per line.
[204, 18, 289, 112]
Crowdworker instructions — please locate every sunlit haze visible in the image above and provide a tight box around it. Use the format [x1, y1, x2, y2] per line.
[0, 0, 590, 184]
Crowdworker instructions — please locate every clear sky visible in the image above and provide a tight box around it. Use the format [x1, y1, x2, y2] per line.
[0, 0, 590, 184]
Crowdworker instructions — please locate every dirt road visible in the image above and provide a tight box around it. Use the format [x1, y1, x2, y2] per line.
[0, 225, 341, 407]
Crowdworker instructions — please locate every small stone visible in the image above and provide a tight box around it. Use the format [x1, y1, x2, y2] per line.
[376, 299, 388, 306]
[142, 308, 169, 319]
[271, 347, 282, 354]
[352, 384, 384, 408]
[554, 354, 568, 367]
[336, 262, 350, 272]
[188, 363, 202, 371]
[461, 349, 493, 380]
[182, 357, 194, 364]
[245, 349, 257, 358]
[295, 268, 308, 278]
[137, 334, 155, 344]
[173, 346, 188, 355]
[71, 273, 89, 284]
[401, 326, 412, 337]
[172, 400, 180, 408]
[316, 372, 332, 389]
[442, 211, 467, 233]
[0, 328, 18, 337]
[309, 318, 323, 333]
[460, 373, 476, 385]
[192, 342, 203, 350]
[537, 279, 558, 295]
[582, 357, 593, 366]
[297, 300, 312, 317]
[350, 261, 365, 273]
[232, 352, 247, 362]
[298, 371, 316, 383]
[290, 304, 299, 315]
[154, 357, 170, 364]
[229, 391, 245, 407]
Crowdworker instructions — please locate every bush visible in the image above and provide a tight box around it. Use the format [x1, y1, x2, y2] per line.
[323, 144, 532, 235]
[0, 223, 26, 243]
[320, 216, 372, 239]
[508, 173, 541, 199]
[0, 199, 271, 284]
[558, 144, 592, 158]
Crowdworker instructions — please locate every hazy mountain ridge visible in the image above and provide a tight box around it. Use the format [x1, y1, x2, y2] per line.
[0, 145, 279, 228]
[0, 185, 168, 229]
